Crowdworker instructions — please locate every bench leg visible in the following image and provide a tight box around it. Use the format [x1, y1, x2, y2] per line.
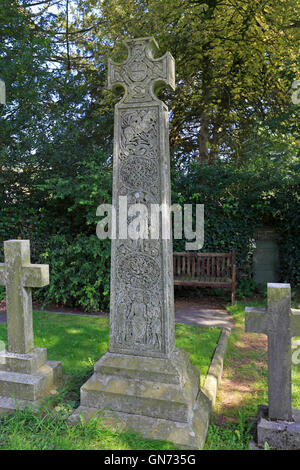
[231, 285, 235, 305]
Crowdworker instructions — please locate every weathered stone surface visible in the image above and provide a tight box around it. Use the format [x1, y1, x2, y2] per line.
[80, 349, 202, 422]
[245, 283, 295, 421]
[0, 351, 62, 410]
[0, 239, 62, 412]
[108, 37, 175, 359]
[72, 396, 210, 450]
[0, 240, 49, 354]
[257, 409, 300, 450]
[0, 396, 37, 415]
[70, 349, 211, 449]
[203, 327, 230, 406]
[0, 347, 47, 374]
[94, 353, 180, 384]
[246, 283, 300, 450]
[71, 38, 211, 448]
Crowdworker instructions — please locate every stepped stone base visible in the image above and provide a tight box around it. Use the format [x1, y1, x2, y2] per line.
[256, 405, 300, 450]
[0, 347, 62, 413]
[69, 348, 211, 449]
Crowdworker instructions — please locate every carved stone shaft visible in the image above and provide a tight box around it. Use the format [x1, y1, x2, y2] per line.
[108, 37, 175, 358]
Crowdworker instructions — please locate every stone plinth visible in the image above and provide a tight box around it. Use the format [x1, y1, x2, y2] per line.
[256, 406, 300, 450]
[70, 349, 211, 449]
[0, 347, 62, 413]
[0, 240, 62, 413]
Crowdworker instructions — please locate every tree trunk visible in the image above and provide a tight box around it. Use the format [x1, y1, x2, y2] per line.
[198, 110, 209, 163]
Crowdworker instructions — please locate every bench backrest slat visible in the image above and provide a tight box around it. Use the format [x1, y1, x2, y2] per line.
[173, 251, 236, 281]
[227, 255, 231, 278]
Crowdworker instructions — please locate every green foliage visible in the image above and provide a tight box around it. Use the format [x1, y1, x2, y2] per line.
[205, 413, 252, 450]
[35, 234, 111, 312]
[0, 1, 299, 312]
[0, 286, 4, 302]
[236, 279, 259, 299]
[63, 0, 299, 164]
[172, 160, 300, 287]
[0, 405, 175, 450]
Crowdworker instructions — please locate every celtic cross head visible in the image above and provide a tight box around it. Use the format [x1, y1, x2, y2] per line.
[108, 37, 175, 104]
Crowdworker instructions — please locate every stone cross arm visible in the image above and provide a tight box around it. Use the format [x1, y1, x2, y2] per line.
[0, 261, 49, 288]
[245, 306, 268, 334]
[245, 288, 300, 338]
[246, 307, 300, 337]
[21, 264, 49, 288]
[108, 37, 175, 103]
[291, 309, 300, 336]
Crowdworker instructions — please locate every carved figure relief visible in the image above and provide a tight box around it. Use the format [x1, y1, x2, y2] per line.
[114, 287, 163, 352]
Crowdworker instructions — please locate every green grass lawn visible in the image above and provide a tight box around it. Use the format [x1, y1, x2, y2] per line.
[2, 302, 297, 450]
[0, 311, 221, 450]
[224, 301, 300, 416]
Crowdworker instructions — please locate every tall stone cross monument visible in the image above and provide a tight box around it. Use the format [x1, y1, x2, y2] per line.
[246, 283, 300, 449]
[71, 38, 211, 449]
[0, 240, 62, 413]
[108, 37, 175, 357]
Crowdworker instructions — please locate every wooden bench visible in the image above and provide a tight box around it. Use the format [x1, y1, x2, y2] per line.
[173, 251, 236, 304]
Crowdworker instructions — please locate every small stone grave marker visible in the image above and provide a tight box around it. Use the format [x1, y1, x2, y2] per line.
[0, 240, 62, 413]
[246, 283, 300, 449]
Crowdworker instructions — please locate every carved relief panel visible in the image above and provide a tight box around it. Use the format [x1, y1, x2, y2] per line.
[108, 38, 175, 358]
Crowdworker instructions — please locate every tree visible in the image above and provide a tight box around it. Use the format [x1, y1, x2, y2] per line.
[46, 0, 299, 165]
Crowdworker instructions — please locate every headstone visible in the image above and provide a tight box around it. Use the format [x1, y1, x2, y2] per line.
[253, 226, 279, 285]
[0, 240, 62, 413]
[245, 283, 300, 449]
[70, 37, 211, 449]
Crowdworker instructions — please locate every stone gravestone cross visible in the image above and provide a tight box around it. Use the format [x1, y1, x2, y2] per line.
[70, 38, 211, 450]
[246, 283, 300, 449]
[0, 240, 48, 354]
[0, 240, 62, 413]
[246, 283, 300, 420]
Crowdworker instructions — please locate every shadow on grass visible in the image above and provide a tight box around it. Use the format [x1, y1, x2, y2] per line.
[214, 300, 300, 421]
[0, 311, 222, 450]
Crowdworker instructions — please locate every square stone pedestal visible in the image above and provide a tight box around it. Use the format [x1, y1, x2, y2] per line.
[69, 348, 211, 449]
[254, 405, 300, 450]
[0, 347, 62, 413]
